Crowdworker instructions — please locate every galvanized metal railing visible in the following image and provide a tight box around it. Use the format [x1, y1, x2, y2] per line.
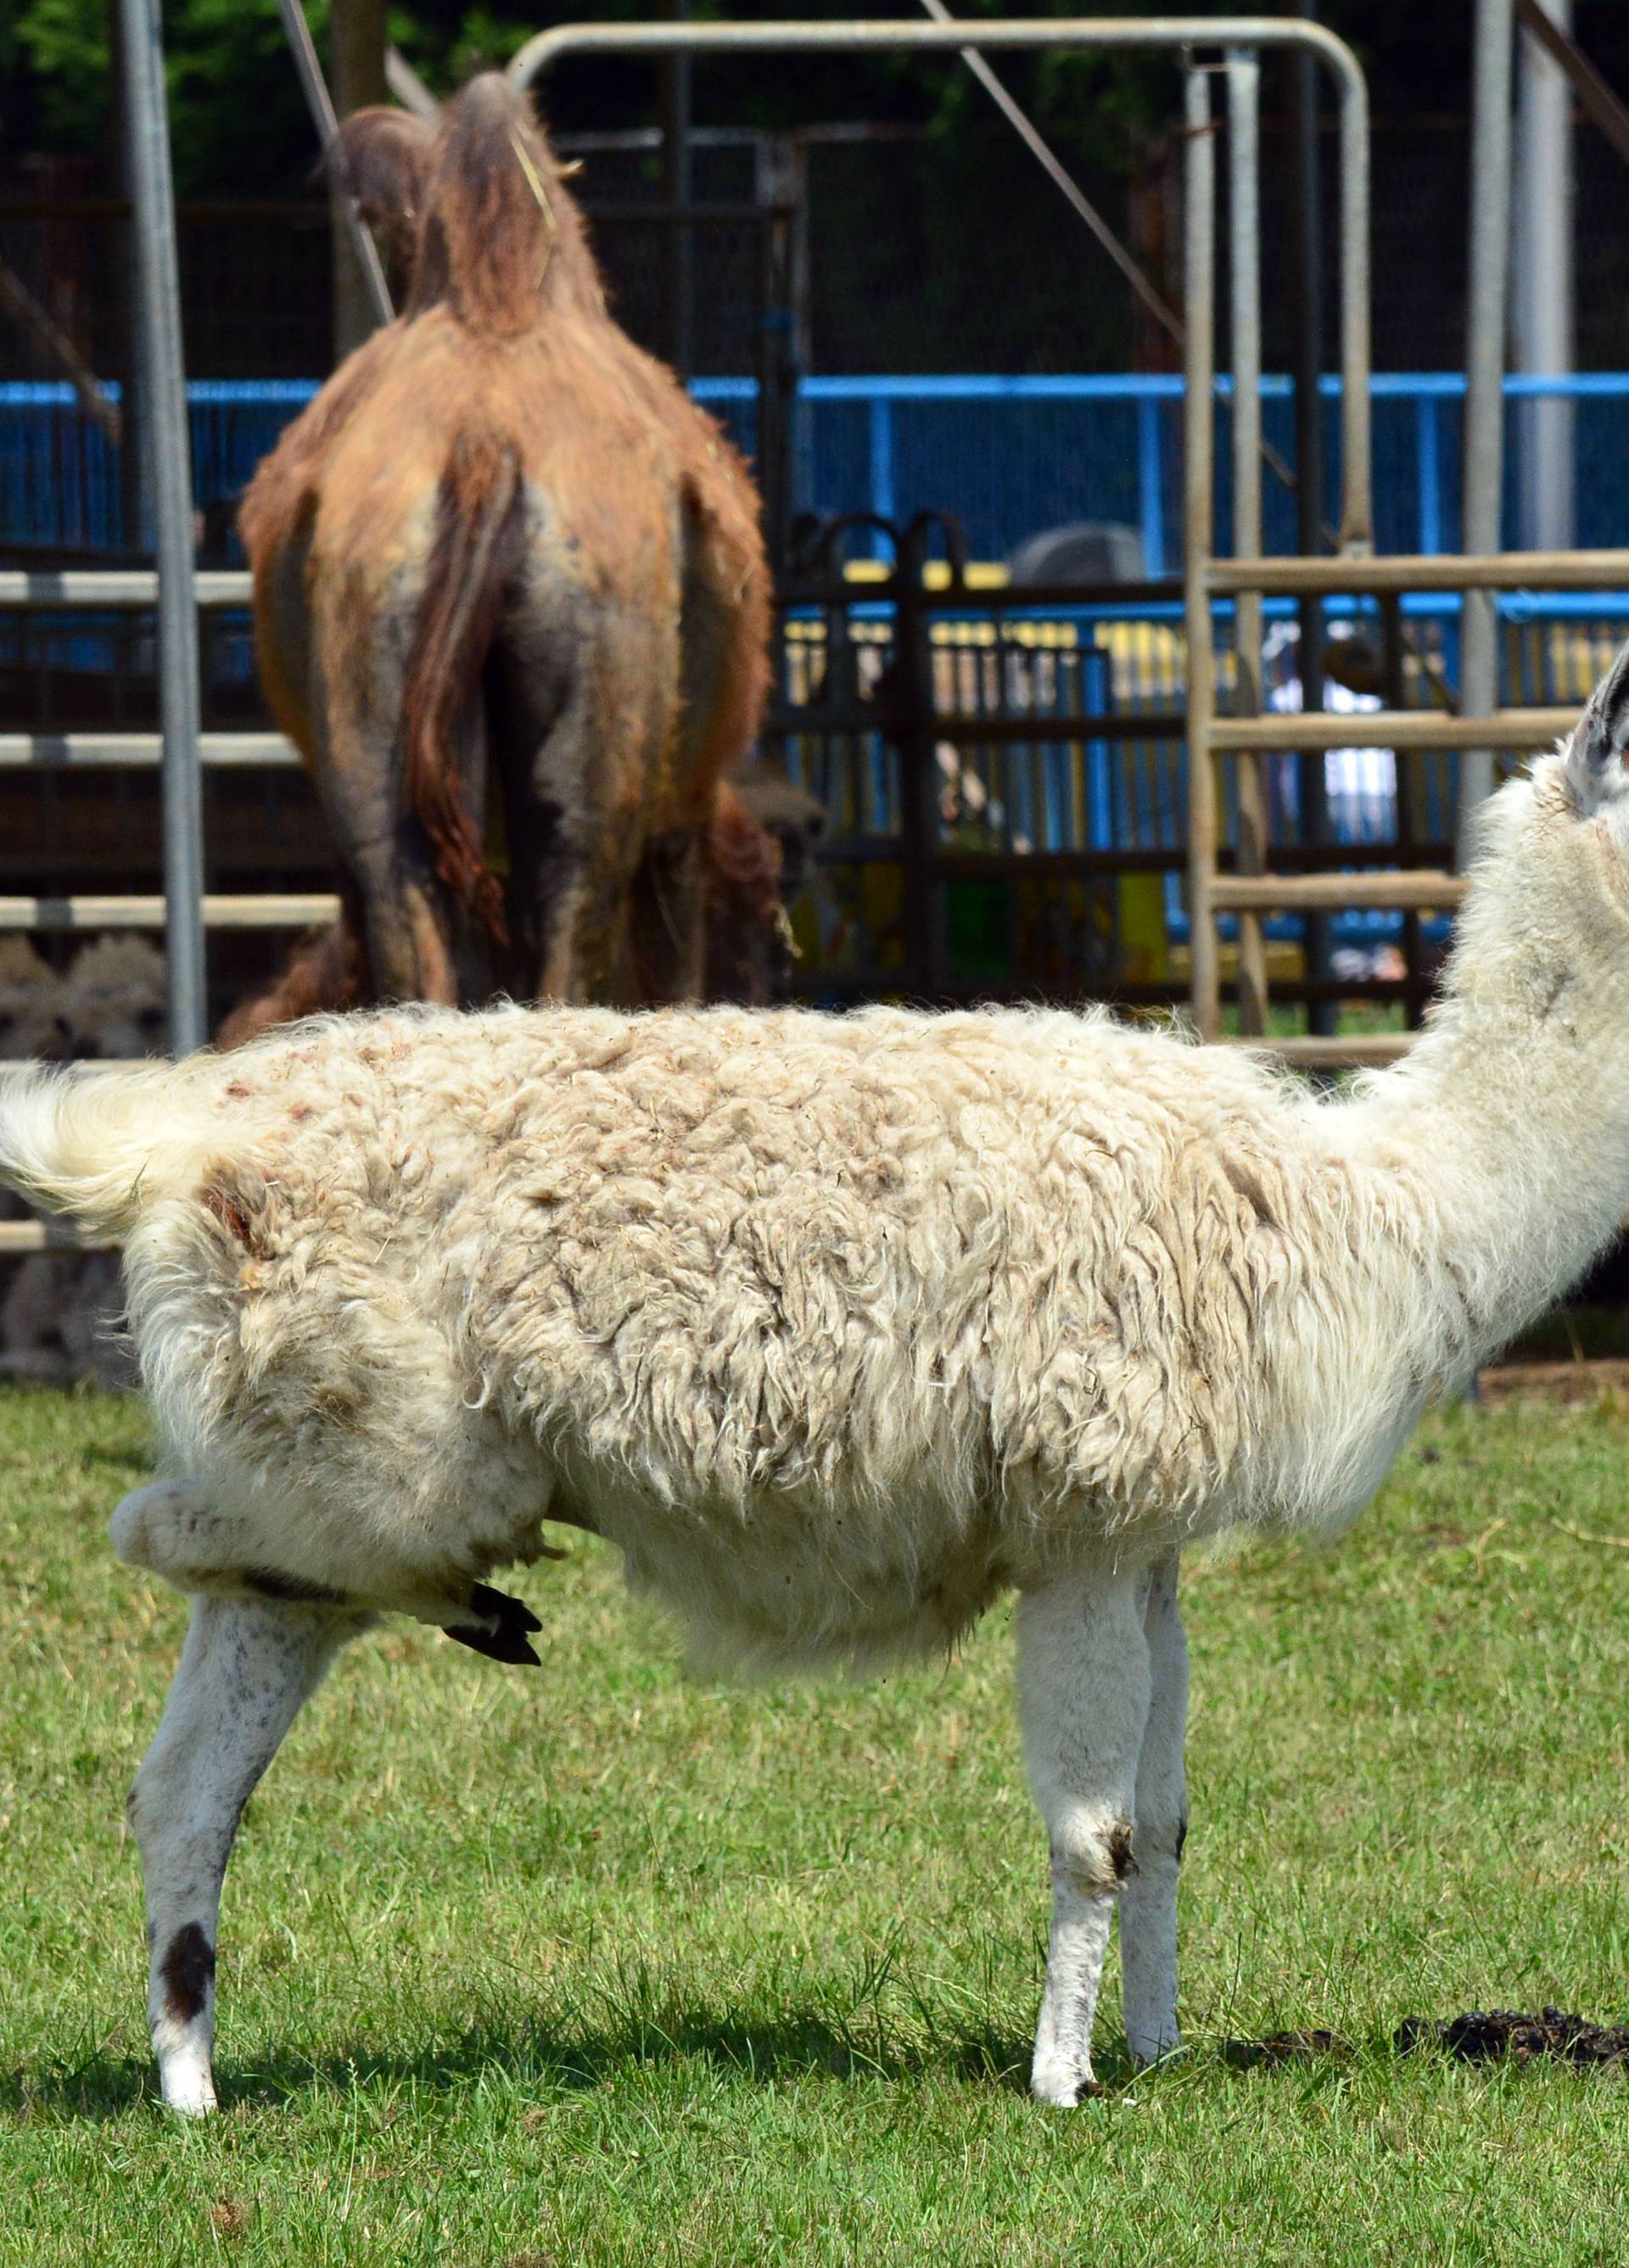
[1175, 36, 1629, 1068]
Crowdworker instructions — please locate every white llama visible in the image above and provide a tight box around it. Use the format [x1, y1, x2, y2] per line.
[4, 652, 1629, 2116]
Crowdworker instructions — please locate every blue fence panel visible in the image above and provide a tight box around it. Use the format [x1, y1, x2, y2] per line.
[9, 372, 1629, 563]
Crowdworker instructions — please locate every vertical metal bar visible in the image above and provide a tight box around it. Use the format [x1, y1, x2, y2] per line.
[1183, 62, 1219, 1041]
[118, 0, 206, 1053]
[1380, 591, 1425, 1026]
[869, 395, 895, 553]
[108, 0, 147, 554]
[1137, 390, 1165, 575]
[1332, 46, 1372, 553]
[1417, 391, 1442, 553]
[1290, 23, 1333, 1035]
[1226, 49, 1268, 1038]
[1458, 0, 1515, 862]
[897, 528, 940, 1000]
[754, 206, 789, 572]
[1514, 0, 1574, 549]
[661, 0, 694, 376]
[765, 132, 813, 528]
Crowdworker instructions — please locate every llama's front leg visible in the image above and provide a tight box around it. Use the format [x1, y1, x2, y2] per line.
[1119, 1552, 1189, 2067]
[1017, 1566, 1152, 2106]
[127, 1595, 363, 2114]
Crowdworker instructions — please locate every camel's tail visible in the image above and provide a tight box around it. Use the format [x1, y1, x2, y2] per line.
[0, 1059, 252, 1240]
[400, 429, 524, 946]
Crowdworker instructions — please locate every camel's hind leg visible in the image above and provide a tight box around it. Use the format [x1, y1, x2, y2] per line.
[128, 1595, 365, 2114]
[494, 603, 679, 1005]
[309, 587, 495, 1006]
[253, 509, 478, 1009]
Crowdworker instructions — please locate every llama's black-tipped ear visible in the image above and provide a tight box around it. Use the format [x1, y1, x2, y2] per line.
[1566, 639, 1629, 805]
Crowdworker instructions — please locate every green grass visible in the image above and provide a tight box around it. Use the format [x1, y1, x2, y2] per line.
[3, 1384, 1629, 2266]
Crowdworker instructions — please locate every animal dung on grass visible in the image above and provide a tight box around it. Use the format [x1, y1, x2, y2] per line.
[8, 646, 1629, 2114]
[1394, 2009, 1629, 2066]
[1227, 2012, 1629, 2070]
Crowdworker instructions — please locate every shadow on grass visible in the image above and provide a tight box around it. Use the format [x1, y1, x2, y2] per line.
[0, 2004, 1043, 2122]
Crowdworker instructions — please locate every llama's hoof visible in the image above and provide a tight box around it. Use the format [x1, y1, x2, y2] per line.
[1031, 2056, 1101, 2108]
[157, 2052, 218, 2118]
[445, 1582, 542, 1666]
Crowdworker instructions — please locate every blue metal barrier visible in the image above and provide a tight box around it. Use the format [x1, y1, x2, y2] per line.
[8, 372, 1629, 563]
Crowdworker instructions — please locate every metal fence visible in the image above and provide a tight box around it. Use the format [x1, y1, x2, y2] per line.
[764, 563, 1629, 1012]
[8, 371, 1629, 568]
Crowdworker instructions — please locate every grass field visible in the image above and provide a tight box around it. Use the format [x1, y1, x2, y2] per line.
[3, 1383, 1628, 2266]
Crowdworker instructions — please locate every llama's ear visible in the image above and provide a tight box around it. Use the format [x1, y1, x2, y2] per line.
[1565, 640, 1629, 808]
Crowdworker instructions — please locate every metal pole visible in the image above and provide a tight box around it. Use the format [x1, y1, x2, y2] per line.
[1330, 42, 1370, 553]
[1226, 50, 1268, 1035]
[1514, 0, 1574, 551]
[1290, 6, 1333, 1032]
[754, 204, 789, 568]
[1184, 62, 1219, 1039]
[116, 0, 206, 1053]
[1457, 0, 1515, 863]
[660, 0, 694, 375]
[108, 0, 148, 552]
[508, 14, 1372, 557]
[274, 0, 394, 334]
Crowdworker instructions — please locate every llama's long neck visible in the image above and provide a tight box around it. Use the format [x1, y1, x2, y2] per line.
[1341, 800, 1629, 1363]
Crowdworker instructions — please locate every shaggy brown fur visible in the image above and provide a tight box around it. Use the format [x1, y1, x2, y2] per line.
[237, 72, 775, 1018]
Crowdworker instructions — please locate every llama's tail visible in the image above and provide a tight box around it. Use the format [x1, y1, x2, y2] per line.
[0, 1060, 244, 1239]
[400, 428, 523, 947]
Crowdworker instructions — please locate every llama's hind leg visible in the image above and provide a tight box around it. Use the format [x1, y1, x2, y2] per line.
[1016, 1567, 1152, 2106]
[1118, 1553, 1189, 2068]
[128, 1595, 364, 2114]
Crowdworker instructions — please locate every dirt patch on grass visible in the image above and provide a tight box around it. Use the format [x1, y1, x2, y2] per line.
[1475, 1358, 1629, 1408]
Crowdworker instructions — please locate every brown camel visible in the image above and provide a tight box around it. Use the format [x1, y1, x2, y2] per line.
[236, 72, 775, 1017]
